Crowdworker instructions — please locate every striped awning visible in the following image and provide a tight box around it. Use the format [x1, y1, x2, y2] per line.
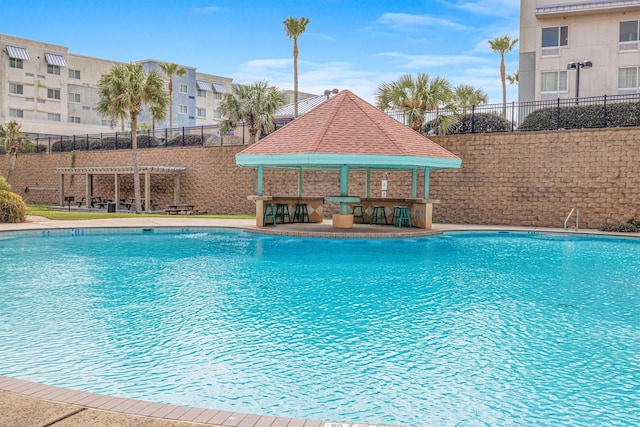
[6, 45, 30, 60]
[45, 52, 68, 67]
[212, 83, 227, 93]
[196, 80, 210, 90]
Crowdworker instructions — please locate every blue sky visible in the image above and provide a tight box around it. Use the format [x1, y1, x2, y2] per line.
[2, 0, 520, 104]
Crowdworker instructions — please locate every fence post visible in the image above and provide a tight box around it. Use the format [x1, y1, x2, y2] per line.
[115, 131, 118, 150]
[182, 126, 185, 146]
[511, 101, 515, 132]
[48, 136, 51, 153]
[603, 94, 607, 128]
[72, 134, 76, 152]
[86, 134, 89, 151]
[471, 105, 475, 133]
[556, 98, 561, 130]
[165, 128, 168, 147]
[242, 122, 246, 144]
[201, 125, 204, 146]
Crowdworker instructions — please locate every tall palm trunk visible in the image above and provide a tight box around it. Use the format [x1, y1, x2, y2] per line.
[293, 40, 299, 118]
[130, 113, 142, 213]
[500, 55, 507, 119]
[168, 79, 174, 130]
[6, 149, 16, 184]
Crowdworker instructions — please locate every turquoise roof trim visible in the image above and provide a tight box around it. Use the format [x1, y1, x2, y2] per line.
[236, 153, 461, 170]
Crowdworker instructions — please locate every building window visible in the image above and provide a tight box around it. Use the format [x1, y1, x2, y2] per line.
[68, 69, 81, 79]
[47, 88, 61, 99]
[196, 108, 206, 118]
[48, 113, 61, 121]
[68, 116, 81, 123]
[620, 20, 639, 51]
[541, 71, 567, 94]
[101, 119, 109, 126]
[179, 105, 188, 114]
[197, 88, 207, 97]
[541, 26, 568, 56]
[68, 92, 80, 103]
[179, 84, 188, 93]
[213, 92, 222, 100]
[213, 110, 222, 119]
[9, 58, 23, 69]
[9, 83, 24, 94]
[9, 109, 24, 118]
[618, 67, 639, 92]
[47, 64, 61, 75]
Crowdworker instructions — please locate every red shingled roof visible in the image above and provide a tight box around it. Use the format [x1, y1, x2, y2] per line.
[238, 90, 460, 161]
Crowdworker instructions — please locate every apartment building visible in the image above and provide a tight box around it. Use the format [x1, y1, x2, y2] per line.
[0, 34, 232, 135]
[519, 0, 640, 102]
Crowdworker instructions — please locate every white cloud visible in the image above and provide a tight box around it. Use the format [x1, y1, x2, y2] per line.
[377, 12, 472, 31]
[453, 0, 519, 16]
[375, 52, 489, 68]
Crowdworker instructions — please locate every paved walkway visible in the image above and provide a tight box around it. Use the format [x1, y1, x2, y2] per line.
[0, 216, 631, 427]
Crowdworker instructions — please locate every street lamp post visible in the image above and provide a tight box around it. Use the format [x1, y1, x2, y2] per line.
[567, 60, 592, 104]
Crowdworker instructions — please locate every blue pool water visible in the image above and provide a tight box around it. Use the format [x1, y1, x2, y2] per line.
[0, 229, 638, 426]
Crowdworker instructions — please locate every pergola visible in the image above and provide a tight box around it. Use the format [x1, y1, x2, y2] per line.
[236, 90, 462, 228]
[55, 166, 187, 212]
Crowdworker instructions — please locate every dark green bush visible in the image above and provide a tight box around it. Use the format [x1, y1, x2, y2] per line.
[136, 135, 162, 148]
[518, 102, 640, 131]
[0, 190, 26, 223]
[166, 135, 203, 147]
[422, 113, 512, 135]
[599, 218, 640, 232]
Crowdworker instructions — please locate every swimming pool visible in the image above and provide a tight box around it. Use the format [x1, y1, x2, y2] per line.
[0, 228, 638, 426]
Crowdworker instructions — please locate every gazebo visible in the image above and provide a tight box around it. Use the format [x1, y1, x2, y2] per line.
[235, 90, 461, 229]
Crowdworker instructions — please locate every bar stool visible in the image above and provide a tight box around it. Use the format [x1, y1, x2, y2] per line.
[294, 203, 310, 222]
[370, 205, 388, 225]
[263, 203, 277, 226]
[352, 204, 364, 223]
[391, 206, 401, 224]
[276, 203, 291, 223]
[394, 206, 411, 228]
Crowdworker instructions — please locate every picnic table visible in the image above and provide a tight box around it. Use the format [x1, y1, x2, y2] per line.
[165, 204, 197, 215]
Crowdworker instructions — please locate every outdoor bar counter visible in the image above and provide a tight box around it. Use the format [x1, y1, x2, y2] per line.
[349, 197, 436, 229]
[248, 195, 325, 227]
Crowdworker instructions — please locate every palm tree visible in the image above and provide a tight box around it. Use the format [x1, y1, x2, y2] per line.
[375, 72, 454, 132]
[218, 80, 286, 144]
[97, 63, 168, 213]
[454, 84, 488, 115]
[488, 35, 518, 118]
[0, 120, 23, 184]
[282, 16, 310, 119]
[507, 70, 519, 86]
[159, 62, 187, 130]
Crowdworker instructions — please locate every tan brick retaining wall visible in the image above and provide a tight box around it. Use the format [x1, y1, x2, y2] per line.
[2, 127, 639, 228]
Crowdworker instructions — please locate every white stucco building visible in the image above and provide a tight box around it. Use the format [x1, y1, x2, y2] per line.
[1, 33, 233, 135]
[519, 0, 640, 102]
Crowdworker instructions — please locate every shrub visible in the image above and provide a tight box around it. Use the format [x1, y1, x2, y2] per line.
[0, 190, 26, 223]
[599, 218, 640, 232]
[518, 102, 640, 131]
[0, 176, 10, 192]
[166, 135, 203, 147]
[422, 113, 512, 135]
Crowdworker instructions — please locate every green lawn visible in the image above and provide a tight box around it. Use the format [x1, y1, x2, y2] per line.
[26, 204, 254, 221]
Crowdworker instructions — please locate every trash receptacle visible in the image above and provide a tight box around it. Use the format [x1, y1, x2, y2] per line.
[107, 202, 116, 213]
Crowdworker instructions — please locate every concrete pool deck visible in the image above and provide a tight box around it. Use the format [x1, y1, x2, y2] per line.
[1, 216, 636, 427]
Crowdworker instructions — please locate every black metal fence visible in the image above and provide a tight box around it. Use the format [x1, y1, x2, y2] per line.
[18, 123, 248, 154]
[386, 93, 640, 135]
[8, 93, 640, 155]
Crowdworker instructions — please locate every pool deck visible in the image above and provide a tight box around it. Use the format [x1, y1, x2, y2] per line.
[1, 216, 636, 427]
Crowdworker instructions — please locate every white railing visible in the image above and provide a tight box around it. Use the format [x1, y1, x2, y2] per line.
[564, 208, 579, 231]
